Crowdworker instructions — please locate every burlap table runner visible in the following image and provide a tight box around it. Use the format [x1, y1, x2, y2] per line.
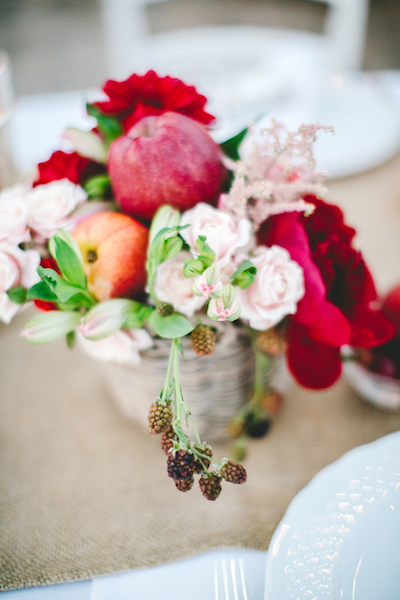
[1, 154, 400, 591]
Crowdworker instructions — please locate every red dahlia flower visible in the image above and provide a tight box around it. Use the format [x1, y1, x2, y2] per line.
[258, 196, 395, 389]
[33, 150, 103, 187]
[93, 70, 215, 132]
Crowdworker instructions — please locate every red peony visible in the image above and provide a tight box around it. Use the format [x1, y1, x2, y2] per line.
[93, 70, 215, 132]
[33, 150, 103, 187]
[258, 196, 395, 389]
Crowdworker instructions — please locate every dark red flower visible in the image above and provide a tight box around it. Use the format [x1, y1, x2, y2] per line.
[258, 196, 395, 389]
[33, 150, 103, 187]
[93, 70, 215, 132]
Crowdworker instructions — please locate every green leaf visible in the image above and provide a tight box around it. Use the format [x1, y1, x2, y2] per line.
[37, 267, 94, 304]
[148, 311, 194, 339]
[84, 174, 111, 199]
[220, 127, 248, 160]
[66, 330, 76, 349]
[231, 259, 257, 289]
[6, 286, 28, 304]
[86, 103, 123, 145]
[27, 281, 58, 302]
[53, 233, 87, 289]
[123, 305, 153, 329]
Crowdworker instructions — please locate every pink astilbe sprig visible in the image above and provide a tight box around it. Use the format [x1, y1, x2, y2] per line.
[219, 120, 334, 229]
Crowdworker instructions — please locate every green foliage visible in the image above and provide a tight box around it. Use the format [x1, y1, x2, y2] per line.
[148, 311, 194, 339]
[6, 286, 28, 304]
[231, 259, 257, 289]
[86, 103, 124, 145]
[220, 127, 248, 160]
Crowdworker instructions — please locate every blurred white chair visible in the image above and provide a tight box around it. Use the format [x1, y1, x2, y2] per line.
[100, 0, 369, 140]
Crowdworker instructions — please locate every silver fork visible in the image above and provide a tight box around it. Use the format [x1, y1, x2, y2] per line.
[214, 557, 249, 600]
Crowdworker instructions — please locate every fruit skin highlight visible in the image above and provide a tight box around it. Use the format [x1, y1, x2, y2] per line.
[108, 111, 228, 222]
[73, 211, 148, 302]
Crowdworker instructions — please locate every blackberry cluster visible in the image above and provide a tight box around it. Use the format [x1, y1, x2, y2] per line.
[256, 327, 287, 356]
[190, 324, 216, 356]
[192, 444, 213, 473]
[156, 302, 174, 317]
[160, 428, 176, 455]
[199, 472, 222, 501]
[167, 450, 194, 481]
[148, 400, 173, 434]
[221, 460, 247, 484]
[175, 475, 194, 492]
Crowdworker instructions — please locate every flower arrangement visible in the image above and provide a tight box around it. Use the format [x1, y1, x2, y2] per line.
[0, 70, 395, 501]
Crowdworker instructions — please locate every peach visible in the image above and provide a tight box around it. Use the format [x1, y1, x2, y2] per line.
[73, 211, 148, 301]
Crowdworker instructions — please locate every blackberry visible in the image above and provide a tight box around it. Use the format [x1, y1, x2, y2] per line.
[199, 472, 222, 501]
[191, 324, 216, 356]
[160, 428, 176, 455]
[156, 302, 174, 317]
[148, 400, 173, 434]
[245, 411, 271, 438]
[192, 444, 213, 473]
[221, 460, 247, 484]
[167, 450, 194, 481]
[256, 328, 287, 356]
[175, 474, 194, 492]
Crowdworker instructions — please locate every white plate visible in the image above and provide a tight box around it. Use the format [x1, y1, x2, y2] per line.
[264, 431, 400, 599]
[254, 71, 400, 179]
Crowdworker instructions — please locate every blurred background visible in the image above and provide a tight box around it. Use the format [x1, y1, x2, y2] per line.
[1, 0, 399, 96]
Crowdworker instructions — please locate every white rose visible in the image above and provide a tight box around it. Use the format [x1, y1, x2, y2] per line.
[154, 251, 205, 318]
[180, 203, 252, 268]
[236, 245, 304, 330]
[0, 184, 30, 245]
[27, 179, 87, 240]
[0, 243, 41, 324]
[77, 328, 153, 366]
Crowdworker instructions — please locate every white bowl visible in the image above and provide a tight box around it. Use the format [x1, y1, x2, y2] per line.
[343, 361, 400, 410]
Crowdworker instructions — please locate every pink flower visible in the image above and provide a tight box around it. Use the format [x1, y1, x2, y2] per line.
[180, 203, 252, 269]
[0, 243, 41, 323]
[154, 251, 205, 318]
[0, 184, 30, 245]
[77, 328, 153, 366]
[27, 179, 87, 241]
[236, 245, 304, 330]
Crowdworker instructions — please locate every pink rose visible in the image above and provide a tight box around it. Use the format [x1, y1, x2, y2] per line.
[27, 179, 87, 240]
[77, 328, 153, 366]
[180, 203, 252, 268]
[0, 184, 30, 245]
[154, 251, 205, 318]
[0, 243, 41, 323]
[236, 245, 304, 330]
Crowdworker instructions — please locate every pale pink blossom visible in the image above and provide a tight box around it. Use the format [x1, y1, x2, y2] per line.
[180, 203, 252, 268]
[0, 243, 41, 323]
[27, 179, 87, 240]
[0, 184, 30, 245]
[207, 284, 241, 322]
[192, 266, 224, 300]
[77, 328, 153, 366]
[154, 251, 205, 318]
[236, 245, 304, 330]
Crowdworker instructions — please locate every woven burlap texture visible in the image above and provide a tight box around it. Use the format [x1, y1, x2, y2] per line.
[2, 310, 400, 591]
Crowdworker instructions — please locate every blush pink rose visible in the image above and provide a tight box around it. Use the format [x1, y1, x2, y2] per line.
[77, 328, 153, 366]
[0, 184, 30, 245]
[0, 243, 41, 323]
[236, 245, 304, 330]
[180, 203, 252, 269]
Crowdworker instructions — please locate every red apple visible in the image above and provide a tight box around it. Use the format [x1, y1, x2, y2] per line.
[73, 211, 148, 302]
[107, 112, 227, 221]
[382, 283, 400, 337]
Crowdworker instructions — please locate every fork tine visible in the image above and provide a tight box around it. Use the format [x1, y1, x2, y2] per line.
[215, 558, 249, 600]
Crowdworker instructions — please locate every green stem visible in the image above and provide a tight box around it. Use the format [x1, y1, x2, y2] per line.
[160, 339, 176, 403]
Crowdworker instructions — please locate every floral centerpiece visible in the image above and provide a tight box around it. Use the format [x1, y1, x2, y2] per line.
[0, 70, 395, 501]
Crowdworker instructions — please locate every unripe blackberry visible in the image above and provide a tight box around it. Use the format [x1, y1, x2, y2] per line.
[261, 390, 284, 414]
[256, 328, 287, 356]
[160, 428, 176, 455]
[148, 400, 173, 434]
[227, 415, 246, 439]
[199, 472, 222, 501]
[192, 444, 213, 473]
[221, 460, 247, 484]
[175, 474, 194, 492]
[156, 302, 174, 316]
[167, 450, 194, 481]
[191, 324, 216, 356]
